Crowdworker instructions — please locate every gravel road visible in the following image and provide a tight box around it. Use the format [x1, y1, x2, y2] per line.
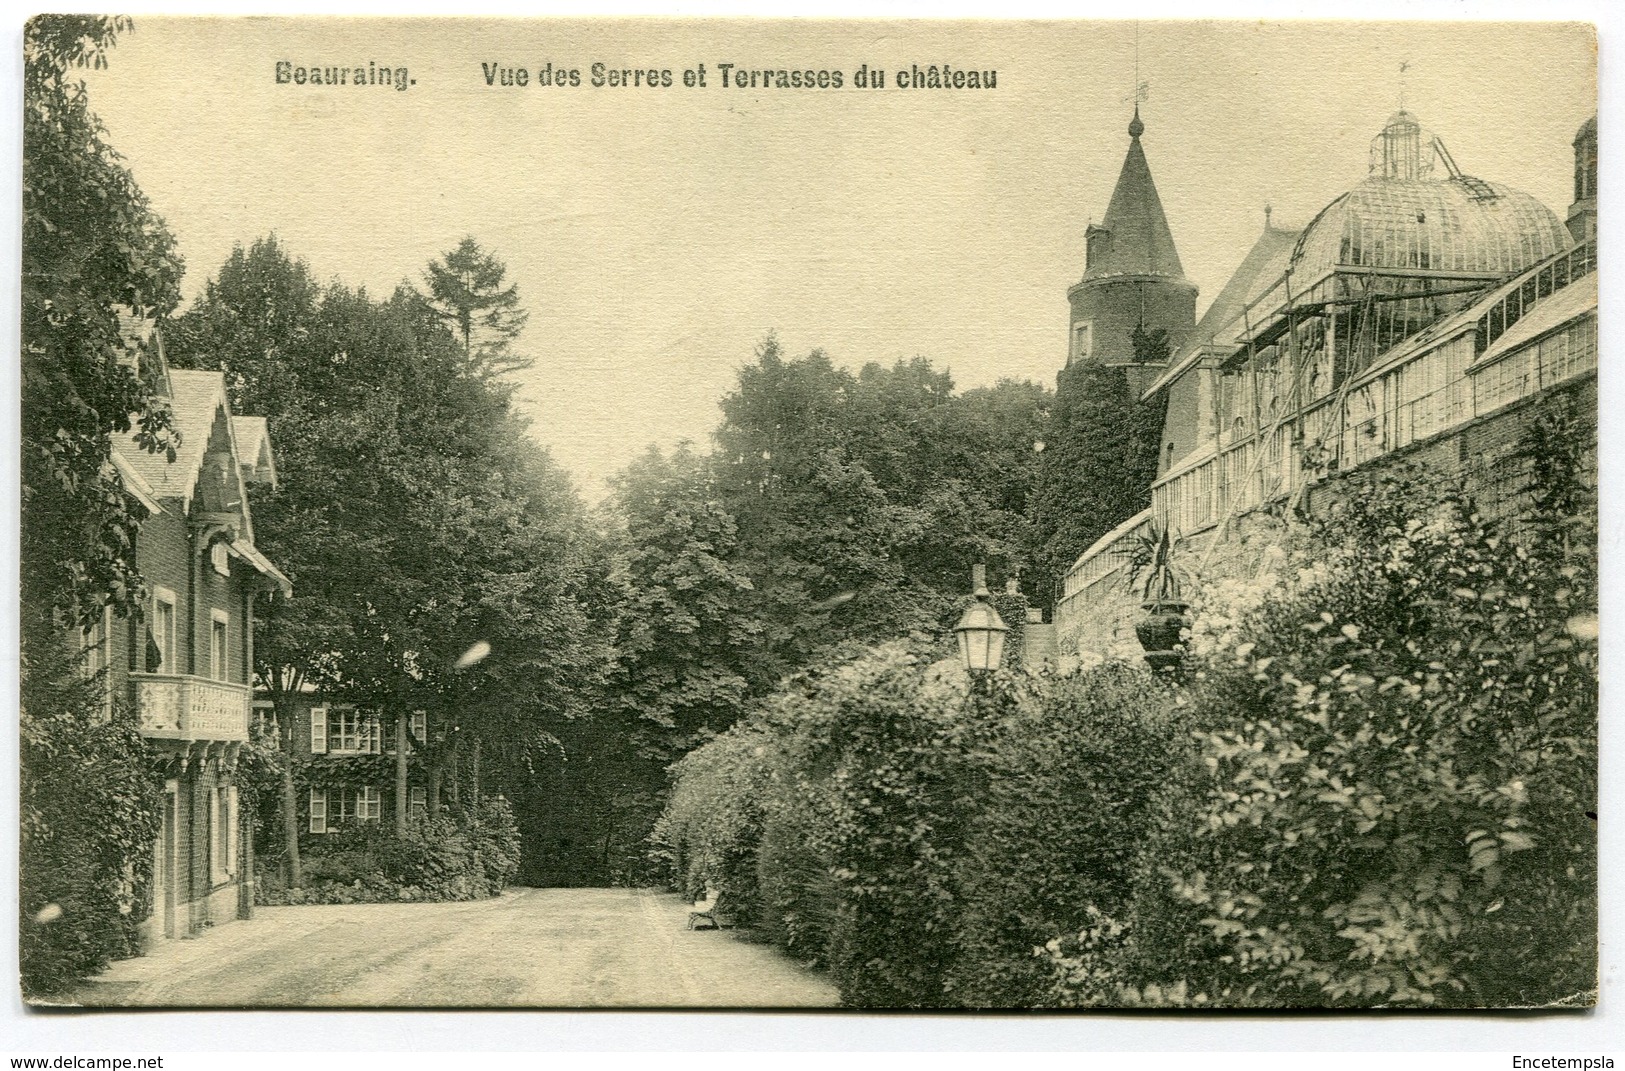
[66, 887, 839, 1008]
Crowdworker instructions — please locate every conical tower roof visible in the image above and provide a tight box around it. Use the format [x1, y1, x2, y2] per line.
[1083, 107, 1189, 283]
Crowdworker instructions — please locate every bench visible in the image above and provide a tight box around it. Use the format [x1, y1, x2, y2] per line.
[686, 891, 736, 930]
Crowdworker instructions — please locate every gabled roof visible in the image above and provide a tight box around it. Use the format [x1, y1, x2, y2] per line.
[232, 415, 278, 488]
[1192, 225, 1301, 348]
[110, 451, 164, 515]
[105, 333, 292, 596]
[1141, 224, 1301, 398]
[115, 369, 232, 505]
[1083, 112, 1189, 283]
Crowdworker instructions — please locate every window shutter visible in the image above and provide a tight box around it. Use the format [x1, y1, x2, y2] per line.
[309, 787, 326, 834]
[310, 705, 327, 754]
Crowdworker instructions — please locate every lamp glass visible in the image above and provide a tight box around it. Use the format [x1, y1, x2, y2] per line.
[954, 599, 1009, 674]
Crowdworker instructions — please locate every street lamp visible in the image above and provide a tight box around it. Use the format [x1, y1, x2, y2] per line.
[954, 564, 1009, 676]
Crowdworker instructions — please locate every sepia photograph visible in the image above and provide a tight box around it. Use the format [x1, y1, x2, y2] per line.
[17, 14, 1599, 1014]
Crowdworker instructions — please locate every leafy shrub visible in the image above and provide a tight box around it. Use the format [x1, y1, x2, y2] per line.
[466, 795, 522, 894]
[1047, 437, 1596, 1008]
[651, 724, 775, 912]
[754, 753, 837, 964]
[257, 804, 518, 906]
[375, 816, 482, 901]
[791, 645, 981, 1007]
[948, 662, 1178, 1007]
[658, 408, 1594, 1010]
[20, 641, 161, 997]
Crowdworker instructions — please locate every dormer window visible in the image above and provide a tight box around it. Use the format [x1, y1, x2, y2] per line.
[1085, 224, 1113, 270]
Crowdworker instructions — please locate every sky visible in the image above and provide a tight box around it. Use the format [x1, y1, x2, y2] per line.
[79, 18, 1596, 500]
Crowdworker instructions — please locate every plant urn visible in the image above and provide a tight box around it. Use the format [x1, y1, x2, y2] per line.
[1136, 598, 1190, 670]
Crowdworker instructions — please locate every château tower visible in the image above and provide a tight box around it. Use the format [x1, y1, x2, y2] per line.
[1067, 106, 1197, 395]
[1568, 114, 1597, 242]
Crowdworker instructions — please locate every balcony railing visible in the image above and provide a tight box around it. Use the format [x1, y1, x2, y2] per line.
[131, 673, 250, 742]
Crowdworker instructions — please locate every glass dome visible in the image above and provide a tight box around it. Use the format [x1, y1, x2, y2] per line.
[1289, 174, 1571, 280]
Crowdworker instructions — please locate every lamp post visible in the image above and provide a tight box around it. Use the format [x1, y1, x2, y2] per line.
[954, 564, 1009, 685]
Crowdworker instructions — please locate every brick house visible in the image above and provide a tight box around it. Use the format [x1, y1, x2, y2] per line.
[96, 317, 291, 943]
[1054, 110, 1598, 655]
[254, 695, 439, 843]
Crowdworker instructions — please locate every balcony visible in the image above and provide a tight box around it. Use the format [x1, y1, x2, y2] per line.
[131, 673, 250, 742]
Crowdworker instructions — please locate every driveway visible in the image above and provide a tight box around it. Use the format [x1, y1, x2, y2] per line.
[65, 887, 840, 1008]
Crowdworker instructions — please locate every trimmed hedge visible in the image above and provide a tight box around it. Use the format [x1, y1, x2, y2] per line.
[655, 646, 1176, 1007]
[653, 414, 1596, 1009]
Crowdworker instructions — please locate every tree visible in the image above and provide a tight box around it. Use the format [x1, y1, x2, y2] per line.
[596, 339, 1049, 886]
[1027, 323, 1169, 610]
[169, 238, 617, 885]
[22, 14, 183, 628]
[417, 237, 530, 382]
[709, 337, 1051, 676]
[20, 14, 174, 995]
[608, 445, 763, 758]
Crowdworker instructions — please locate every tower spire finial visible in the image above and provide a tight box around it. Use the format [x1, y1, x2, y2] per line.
[1125, 22, 1150, 138]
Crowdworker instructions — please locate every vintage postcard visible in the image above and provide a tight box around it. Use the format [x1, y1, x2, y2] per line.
[19, 16, 1597, 1012]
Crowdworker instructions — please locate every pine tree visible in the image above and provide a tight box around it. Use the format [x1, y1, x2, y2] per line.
[419, 236, 531, 382]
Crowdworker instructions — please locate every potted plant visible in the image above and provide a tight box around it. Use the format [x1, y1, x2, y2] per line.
[1130, 524, 1189, 672]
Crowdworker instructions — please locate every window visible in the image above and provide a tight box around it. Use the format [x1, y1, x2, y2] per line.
[252, 700, 276, 738]
[320, 786, 382, 830]
[326, 707, 381, 754]
[210, 609, 229, 681]
[310, 706, 382, 755]
[1073, 322, 1093, 363]
[409, 786, 428, 821]
[80, 603, 113, 720]
[309, 787, 327, 834]
[409, 710, 427, 744]
[213, 785, 236, 882]
[151, 587, 177, 674]
[357, 786, 381, 822]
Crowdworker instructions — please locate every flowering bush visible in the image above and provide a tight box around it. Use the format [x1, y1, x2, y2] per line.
[1046, 416, 1596, 1008]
